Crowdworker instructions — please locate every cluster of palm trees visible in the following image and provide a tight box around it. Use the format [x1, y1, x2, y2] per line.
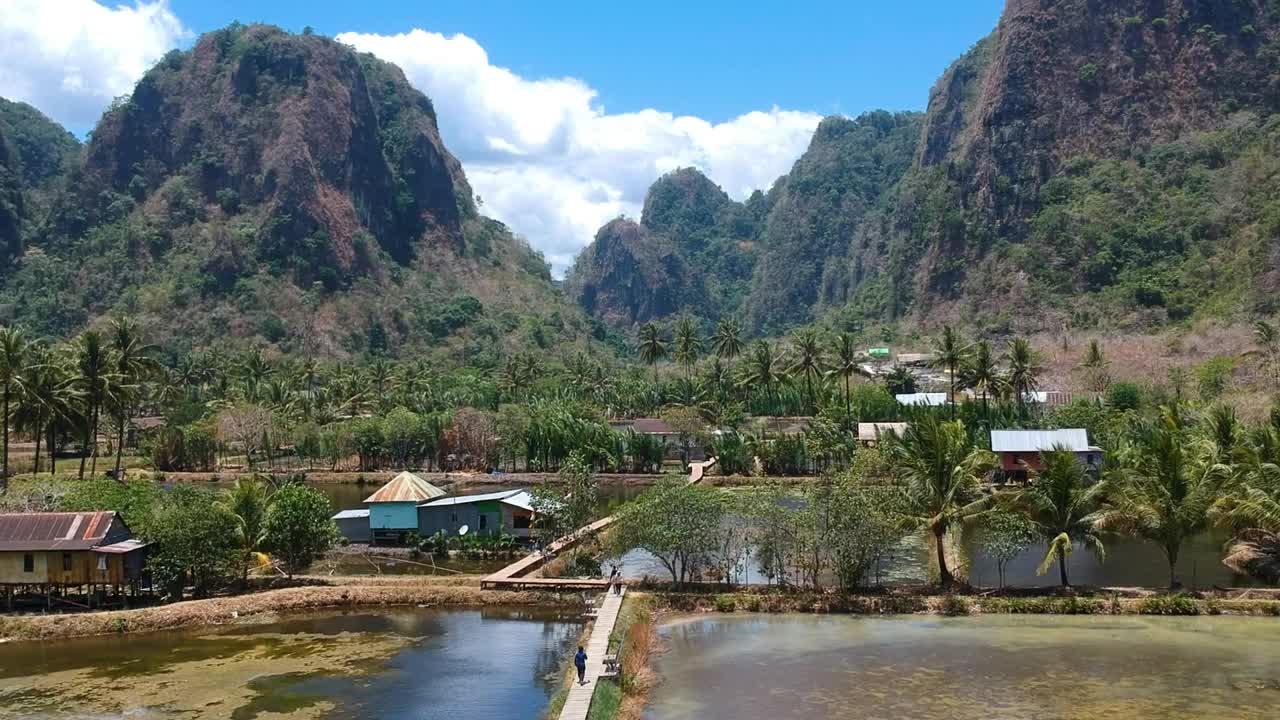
[0, 319, 156, 486]
[926, 326, 1045, 422]
[887, 404, 1280, 589]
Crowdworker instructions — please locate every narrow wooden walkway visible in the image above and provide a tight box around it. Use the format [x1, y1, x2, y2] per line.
[558, 587, 626, 720]
[481, 458, 716, 591]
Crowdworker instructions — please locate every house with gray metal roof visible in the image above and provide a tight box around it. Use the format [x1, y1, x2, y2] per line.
[418, 489, 535, 540]
[990, 429, 1103, 480]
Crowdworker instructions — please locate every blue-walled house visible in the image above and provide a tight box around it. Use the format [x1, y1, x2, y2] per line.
[364, 472, 446, 543]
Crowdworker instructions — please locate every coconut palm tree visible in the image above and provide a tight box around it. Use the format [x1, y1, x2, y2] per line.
[928, 325, 971, 419]
[1004, 337, 1043, 417]
[0, 326, 30, 483]
[712, 318, 744, 361]
[885, 416, 996, 587]
[827, 333, 869, 420]
[16, 346, 80, 476]
[740, 340, 783, 419]
[1096, 410, 1233, 588]
[75, 330, 118, 480]
[672, 315, 703, 380]
[638, 322, 668, 386]
[789, 330, 825, 415]
[1079, 339, 1110, 393]
[1014, 447, 1107, 586]
[962, 340, 1005, 430]
[220, 475, 273, 582]
[109, 318, 159, 480]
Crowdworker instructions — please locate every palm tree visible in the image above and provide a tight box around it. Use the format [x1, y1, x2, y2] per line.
[1005, 337, 1043, 417]
[1014, 447, 1106, 586]
[638, 322, 668, 385]
[928, 325, 971, 419]
[886, 417, 996, 587]
[1213, 435, 1280, 583]
[963, 340, 1005, 429]
[672, 315, 703, 380]
[1244, 320, 1280, 392]
[76, 331, 116, 480]
[712, 318, 744, 361]
[220, 476, 272, 583]
[0, 327, 30, 483]
[789, 330, 825, 414]
[1096, 411, 1232, 588]
[827, 333, 867, 420]
[16, 347, 80, 476]
[740, 340, 783, 418]
[109, 318, 158, 480]
[1079, 339, 1110, 393]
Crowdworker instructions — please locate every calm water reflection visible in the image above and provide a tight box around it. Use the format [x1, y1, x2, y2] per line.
[646, 614, 1280, 720]
[0, 607, 582, 719]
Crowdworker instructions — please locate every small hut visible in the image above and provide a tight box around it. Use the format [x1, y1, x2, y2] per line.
[0, 511, 148, 610]
[364, 471, 446, 544]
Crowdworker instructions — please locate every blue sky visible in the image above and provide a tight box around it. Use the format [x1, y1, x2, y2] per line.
[3, 0, 1003, 272]
[169, 0, 1003, 122]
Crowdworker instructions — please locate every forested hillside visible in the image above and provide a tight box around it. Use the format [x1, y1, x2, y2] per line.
[0, 24, 590, 363]
[571, 0, 1280, 337]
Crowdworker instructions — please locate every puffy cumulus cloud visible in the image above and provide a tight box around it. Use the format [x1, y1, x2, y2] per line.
[0, 0, 190, 131]
[338, 29, 822, 276]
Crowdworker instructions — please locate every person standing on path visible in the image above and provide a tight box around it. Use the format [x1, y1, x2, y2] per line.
[609, 564, 621, 595]
[575, 646, 588, 685]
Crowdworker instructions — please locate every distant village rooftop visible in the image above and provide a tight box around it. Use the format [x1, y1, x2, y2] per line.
[990, 429, 1094, 453]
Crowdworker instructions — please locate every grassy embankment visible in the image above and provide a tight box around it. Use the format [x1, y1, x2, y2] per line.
[0, 575, 579, 642]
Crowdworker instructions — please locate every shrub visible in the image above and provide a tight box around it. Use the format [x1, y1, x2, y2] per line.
[714, 594, 737, 612]
[1106, 381, 1142, 411]
[941, 594, 972, 616]
[1138, 594, 1200, 616]
[1078, 63, 1100, 89]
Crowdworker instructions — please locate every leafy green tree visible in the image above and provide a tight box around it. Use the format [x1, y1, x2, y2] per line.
[610, 477, 726, 585]
[1014, 447, 1106, 586]
[0, 326, 30, 483]
[928, 325, 970, 419]
[884, 365, 918, 395]
[1106, 381, 1142, 411]
[979, 510, 1038, 589]
[637, 322, 668, 385]
[263, 484, 339, 578]
[530, 450, 598, 546]
[712, 318, 744, 360]
[885, 417, 996, 587]
[148, 487, 242, 598]
[1097, 411, 1232, 588]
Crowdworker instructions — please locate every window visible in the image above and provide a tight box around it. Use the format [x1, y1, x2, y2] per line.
[450, 511, 458, 523]
[22, 554, 33, 573]
[513, 514, 531, 529]
[97, 555, 108, 572]
[479, 513, 488, 530]
[62, 553, 72, 572]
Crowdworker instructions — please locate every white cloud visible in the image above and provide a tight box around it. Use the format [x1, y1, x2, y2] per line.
[0, 1, 191, 130]
[337, 29, 822, 276]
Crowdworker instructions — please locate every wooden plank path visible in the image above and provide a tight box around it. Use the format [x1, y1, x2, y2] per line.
[481, 458, 716, 591]
[558, 587, 626, 720]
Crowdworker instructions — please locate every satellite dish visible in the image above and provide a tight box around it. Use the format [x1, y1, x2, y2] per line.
[458, 525, 469, 536]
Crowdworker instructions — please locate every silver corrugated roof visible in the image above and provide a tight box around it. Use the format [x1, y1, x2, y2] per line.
[420, 489, 533, 511]
[990, 429, 1090, 453]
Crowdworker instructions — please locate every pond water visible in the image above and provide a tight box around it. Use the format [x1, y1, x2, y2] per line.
[0, 607, 582, 719]
[645, 614, 1280, 719]
[613, 526, 1250, 589]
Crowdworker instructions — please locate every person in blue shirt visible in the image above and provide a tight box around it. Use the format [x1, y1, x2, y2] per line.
[574, 646, 588, 685]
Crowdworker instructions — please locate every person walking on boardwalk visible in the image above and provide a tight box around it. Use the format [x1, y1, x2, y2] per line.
[609, 564, 621, 595]
[575, 645, 589, 685]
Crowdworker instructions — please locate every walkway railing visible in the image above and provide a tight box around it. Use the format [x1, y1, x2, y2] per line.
[481, 458, 716, 590]
[557, 587, 626, 720]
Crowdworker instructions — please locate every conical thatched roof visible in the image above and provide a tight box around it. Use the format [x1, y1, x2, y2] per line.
[363, 471, 446, 504]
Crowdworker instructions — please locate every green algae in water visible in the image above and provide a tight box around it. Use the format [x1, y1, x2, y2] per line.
[230, 671, 333, 720]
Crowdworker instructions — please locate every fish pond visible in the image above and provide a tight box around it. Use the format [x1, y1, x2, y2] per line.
[0, 607, 582, 719]
[645, 613, 1280, 719]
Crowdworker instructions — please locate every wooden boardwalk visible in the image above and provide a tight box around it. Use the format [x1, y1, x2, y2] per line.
[558, 587, 625, 720]
[481, 459, 716, 591]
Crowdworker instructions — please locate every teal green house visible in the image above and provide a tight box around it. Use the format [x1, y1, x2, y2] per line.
[364, 471, 446, 544]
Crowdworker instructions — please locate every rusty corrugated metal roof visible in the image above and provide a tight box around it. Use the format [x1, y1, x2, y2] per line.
[0, 511, 120, 551]
[363, 471, 446, 504]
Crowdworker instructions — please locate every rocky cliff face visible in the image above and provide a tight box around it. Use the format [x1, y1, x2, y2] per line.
[565, 217, 702, 327]
[1, 25, 585, 358]
[574, 1, 1280, 335]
